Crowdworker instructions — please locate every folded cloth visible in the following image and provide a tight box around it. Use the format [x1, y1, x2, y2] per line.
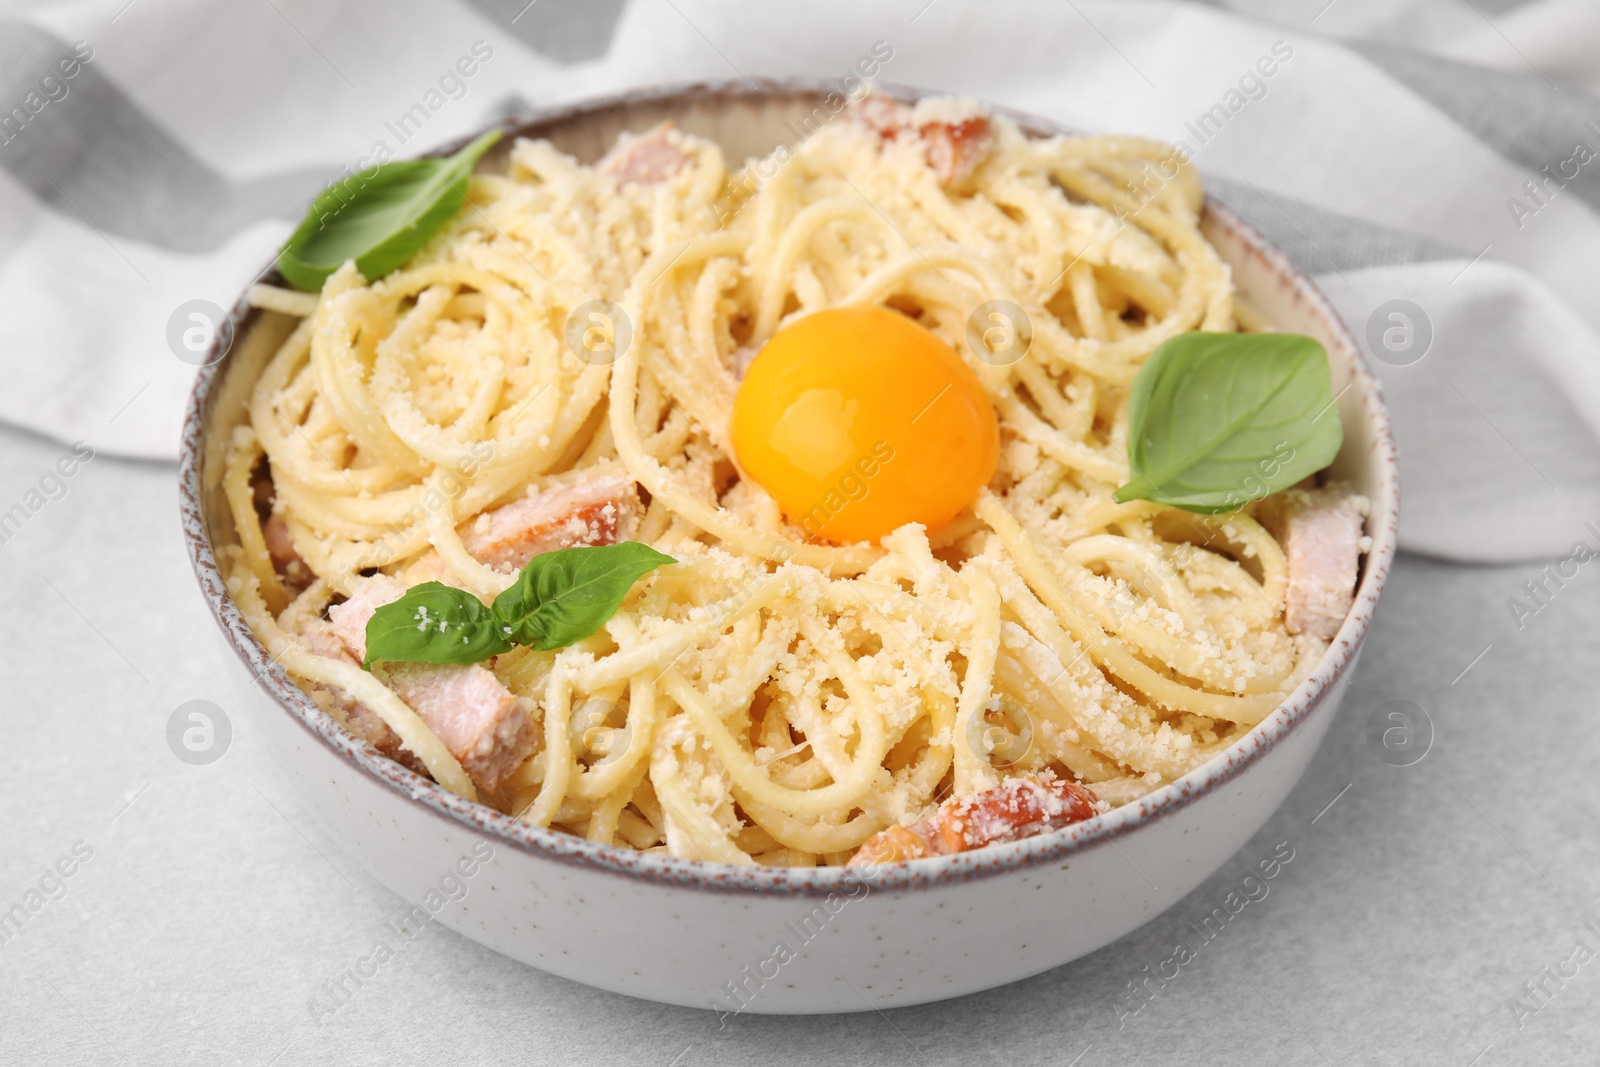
[1, 0, 1596, 562]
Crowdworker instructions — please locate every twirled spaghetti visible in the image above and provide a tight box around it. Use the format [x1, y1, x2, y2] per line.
[220, 97, 1354, 867]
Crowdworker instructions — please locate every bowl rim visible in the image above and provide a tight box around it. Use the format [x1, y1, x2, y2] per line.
[179, 77, 1400, 898]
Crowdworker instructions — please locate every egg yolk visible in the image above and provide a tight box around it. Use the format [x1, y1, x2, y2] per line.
[729, 305, 999, 544]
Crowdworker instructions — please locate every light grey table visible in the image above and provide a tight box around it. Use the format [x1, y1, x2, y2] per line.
[0, 416, 1594, 1066]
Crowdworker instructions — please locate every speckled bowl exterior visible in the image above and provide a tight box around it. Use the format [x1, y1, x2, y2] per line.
[179, 80, 1399, 1013]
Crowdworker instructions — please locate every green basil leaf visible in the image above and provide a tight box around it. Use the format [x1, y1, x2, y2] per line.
[1114, 332, 1343, 514]
[492, 542, 676, 652]
[363, 581, 512, 668]
[277, 130, 501, 292]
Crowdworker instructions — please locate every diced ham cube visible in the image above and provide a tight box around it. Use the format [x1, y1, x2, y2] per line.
[381, 662, 532, 791]
[599, 123, 693, 186]
[326, 576, 534, 792]
[855, 97, 994, 188]
[291, 615, 427, 775]
[462, 473, 639, 573]
[327, 575, 408, 660]
[849, 773, 1102, 865]
[398, 476, 639, 586]
[1273, 487, 1369, 642]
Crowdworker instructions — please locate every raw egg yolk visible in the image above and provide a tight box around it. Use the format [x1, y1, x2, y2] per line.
[729, 305, 999, 544]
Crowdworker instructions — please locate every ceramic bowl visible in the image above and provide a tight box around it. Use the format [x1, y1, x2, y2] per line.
[180, 80, 1399, 1014]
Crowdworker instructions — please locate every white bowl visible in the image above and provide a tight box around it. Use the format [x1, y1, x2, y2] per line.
[179, 80, 1399, 1014]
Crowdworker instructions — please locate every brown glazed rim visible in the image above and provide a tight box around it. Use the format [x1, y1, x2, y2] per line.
[179, 79, 1400, 897]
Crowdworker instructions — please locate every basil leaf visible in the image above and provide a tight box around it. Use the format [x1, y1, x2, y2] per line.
[277, 130, 501, 292]
[492, 542, 676, 652]
[357, 542, 672, 668]
[1114, 332, 1343, 514]
[363, 581, 512, 668]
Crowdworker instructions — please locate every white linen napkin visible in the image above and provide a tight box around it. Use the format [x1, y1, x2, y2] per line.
[2, 0, 1596, 562]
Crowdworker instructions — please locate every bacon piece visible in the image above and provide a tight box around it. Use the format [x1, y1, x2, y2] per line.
[921, 118, 992, 188]
[855, 97, 994, 188]
[938, 775, 1102, 852]
[462, 473, 639, 573]
[599, 123, 693, 186]
[849, 773, 1103, 865]
[1271, 486, 1369, 642]
[327, 576, 534, 792]
[290, 615, 428, 775]
[392, 473, 639, 591]
[381, 662, 531, 790]
[327, 575, 409, 658]
[852, 824, 932, 865]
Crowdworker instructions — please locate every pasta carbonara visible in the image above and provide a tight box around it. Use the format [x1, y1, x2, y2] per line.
[220, 96, 1362, 867]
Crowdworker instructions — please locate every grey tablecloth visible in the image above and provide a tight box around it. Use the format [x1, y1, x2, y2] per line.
[1, 422, 1594, 1065]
